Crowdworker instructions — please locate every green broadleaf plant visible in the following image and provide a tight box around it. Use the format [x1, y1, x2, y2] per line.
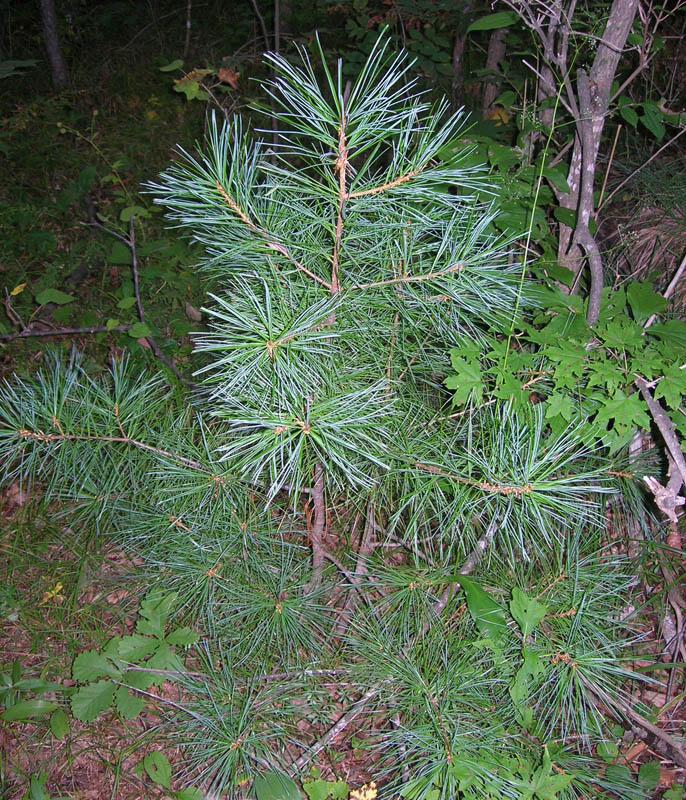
[70, 589, 197, 723]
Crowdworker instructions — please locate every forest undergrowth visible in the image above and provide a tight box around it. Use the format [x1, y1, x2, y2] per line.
[1, 6, 686, 800]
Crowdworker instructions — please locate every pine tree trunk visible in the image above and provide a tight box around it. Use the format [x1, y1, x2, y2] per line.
[40, 0, 67, 91]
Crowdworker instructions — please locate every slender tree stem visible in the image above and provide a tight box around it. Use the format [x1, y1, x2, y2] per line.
[307, 461, 326, 589]
[0, 324, 133, 341]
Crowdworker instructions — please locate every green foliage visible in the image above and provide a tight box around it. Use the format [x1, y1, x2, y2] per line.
[444, 280, 686, 451]
[70, 588, 197, 722]
[0, 660, 70, 725]
[0, 36, 670, 800]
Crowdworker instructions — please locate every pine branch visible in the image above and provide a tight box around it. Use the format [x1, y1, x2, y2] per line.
[215, 180, 333, 290]
[348, 262, 464, 291]
[288, 521, 495, 774]
[347, 164, 427, 199]
[15, 427, 207, 473]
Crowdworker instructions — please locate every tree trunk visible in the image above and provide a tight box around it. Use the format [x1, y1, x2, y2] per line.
[451, 2, 472, 109]
[481, 27, 508, 115]
[556, 0, 640, 308]
[40, 0, 67, 91]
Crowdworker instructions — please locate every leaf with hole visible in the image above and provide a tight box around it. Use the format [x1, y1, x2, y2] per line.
[510, 588, 546, 638]
[144, 750, 172, 789]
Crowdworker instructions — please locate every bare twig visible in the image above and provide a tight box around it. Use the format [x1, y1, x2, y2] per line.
[127, 218, 188, 383]
[247, 0, 270, 50]
[576, 671, 686, 768]
[182, 0, 192, 59]
[0, 324, 133, 341]
[596, 123, 621, 213]
[643, 252, 686, 330]
[289, 685, 381, 774]
[335, 501, 378, 635]
[428, 517, 499, 626]
[597, 126, 686, 215]
[634, 375, 686, 487]
[307, 461, 326, 590]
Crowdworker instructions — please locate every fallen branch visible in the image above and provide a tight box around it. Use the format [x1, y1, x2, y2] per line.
[634, 375, 686, 488]
[0, 324, 133, 341]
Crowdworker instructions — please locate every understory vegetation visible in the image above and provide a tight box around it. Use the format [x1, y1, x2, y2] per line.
[1, 2, 685, 799]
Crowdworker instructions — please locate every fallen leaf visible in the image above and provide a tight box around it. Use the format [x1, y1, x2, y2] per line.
[106, 589, 129, 605]
[218, 66, 240, 89]
[659, 766, 677, 787]
[185, 302, 202, 321]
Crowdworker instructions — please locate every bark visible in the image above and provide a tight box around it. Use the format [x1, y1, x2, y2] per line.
[451, 2, 472, 109]
[556, 0, 640, 305]
[481, 27, 508, 115]
[40, 0, 67, 91]
[507, 0, 640, 322]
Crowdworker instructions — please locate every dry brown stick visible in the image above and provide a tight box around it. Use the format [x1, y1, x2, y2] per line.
[428, 517, 499, 629]
[307, 461, 326, 590]
[335, 502, 378, 635]
[634, 376, 686, 487]
[127, 219, 188, 384]
[289, 685, 382, 774]
[598, 125, 686, 215]
[576, 672, 686, 769]
[643, 252, 686, 330]
[0, 324, 133, 341]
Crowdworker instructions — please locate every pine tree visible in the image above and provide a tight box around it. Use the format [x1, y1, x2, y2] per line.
[0, 37, 646, 799]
